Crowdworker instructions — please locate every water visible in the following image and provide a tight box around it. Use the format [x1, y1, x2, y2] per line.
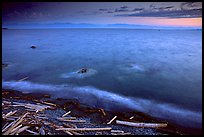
[2, 28, 202, 128]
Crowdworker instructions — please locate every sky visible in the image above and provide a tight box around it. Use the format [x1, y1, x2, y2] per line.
[2, 2, 202, 28]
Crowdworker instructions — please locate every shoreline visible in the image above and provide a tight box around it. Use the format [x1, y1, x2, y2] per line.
[2, 88, 202, 135]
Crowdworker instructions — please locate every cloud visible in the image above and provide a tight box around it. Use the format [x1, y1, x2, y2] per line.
[114, 5, 131, 12]
[132, 8, 144, 12]
[115, 9, 202, 18]
[99, 8, 108, 11]
[107, 11, 114, 13]
[115, 8, 130, 12]
[120, 6, 128, 9]
[115, 2, 202, 18]
[180, 2, 202, 10]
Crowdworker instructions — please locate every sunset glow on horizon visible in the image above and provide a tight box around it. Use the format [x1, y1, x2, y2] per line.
[124, 17, 202, 27]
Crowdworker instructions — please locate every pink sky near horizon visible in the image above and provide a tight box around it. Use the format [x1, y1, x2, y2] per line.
[137, 17, 202, 27]
[115, 17, 202, 27]
[80, 16, 202, 27]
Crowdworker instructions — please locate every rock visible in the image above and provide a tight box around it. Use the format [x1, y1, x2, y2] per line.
[2, 63, 8, 68]
[30, 45, 37, 49]
[39, 127, 46, 135]
[77, 68, 88, 73]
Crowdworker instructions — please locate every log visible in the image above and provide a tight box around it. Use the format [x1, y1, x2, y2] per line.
[111, 130, 124, 133]
[57, 119, 86, 123]
[119, 132, 131, 135]
[3, 110, 17, 119]
[57, 117, 77, 121]
[62, 123, 77, 129]
[62, 111, 71, 117]
[25, 129, 39, 135]
[3, 100, 11, 104]
[2, 122, 10, 130]
[36, 116, 48, 119]
[63, 130, 73, 135]
[10, 124, 23, 135]
[5, 117, 16, 121]
[71, 131, 83, 135]
[40, 101, 56, 107]
[17, 77, 29, 82]
[129, 116, 134, 119]
[107, 116, 117, 124]
[56, 127, 112, 131]
[99, 109, 106, 116]
[2, 121, 14, 133]
[116, 120, 167, 128]
[16, 126, 30, 134]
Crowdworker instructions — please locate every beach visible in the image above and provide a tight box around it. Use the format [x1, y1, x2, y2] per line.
[2, 89, 202, 135]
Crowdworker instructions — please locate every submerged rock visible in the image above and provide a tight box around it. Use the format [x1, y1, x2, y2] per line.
[30, 45, 37, 49]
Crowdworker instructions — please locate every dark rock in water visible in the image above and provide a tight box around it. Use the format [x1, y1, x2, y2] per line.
[2, 63, 8, 68]
[78, 68, 88, 73]
[30, 45, 37, 49]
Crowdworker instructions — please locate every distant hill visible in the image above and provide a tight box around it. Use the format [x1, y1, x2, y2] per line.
[2, 23, 202, 30]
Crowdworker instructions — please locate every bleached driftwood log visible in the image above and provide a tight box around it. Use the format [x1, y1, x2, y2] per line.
[3, 110, 17, 119]
[17, 77, 29, 82]
[116, 120, 167, 128]
[107, 116, 117, 124]
[56, 127, 112, 131]
[62, 111, 71, 117]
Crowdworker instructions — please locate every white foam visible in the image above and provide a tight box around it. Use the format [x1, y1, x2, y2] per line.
[121, 63, 146, 74]
[2, 80, 202, 128]
[61, 68, 97, 79]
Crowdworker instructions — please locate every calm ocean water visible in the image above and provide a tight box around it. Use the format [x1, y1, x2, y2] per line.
[2, 28, 202, 128]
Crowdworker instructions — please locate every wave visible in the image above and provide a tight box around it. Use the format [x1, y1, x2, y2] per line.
[2, 80, 202, 128]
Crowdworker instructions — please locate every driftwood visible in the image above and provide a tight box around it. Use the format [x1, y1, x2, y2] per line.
[10, 124, 23, 135]
[25, 129, 39, 135]
[129, 116, 134, 119]
[111, 130, 124, 133]
[58, 119, 86, 123]
[16, 126, 30, 135]
[62, 123, 77, 129]
[12, 101, 54, 112]
[57, 117, 77, 121]
[3, 112, 29, 135]
[61, 123, 82, 135]
[62, 111, 71, 117]
[3, 110, 17, 119]
[116, 120, 167, 128]
[17, 77, 29, 82]
[2, 122, 10, 130]
[56, 127, 112, 131]
[99, 109, 106, 116]
[2, 121, 14, 133]
[64, 130, 73, 135]
[40, 101, 56, 107]
[71, 131, 83, 135]
[107, 116, 117, 124]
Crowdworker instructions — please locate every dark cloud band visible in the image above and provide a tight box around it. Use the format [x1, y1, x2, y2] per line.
[115, 9, 202, 18]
